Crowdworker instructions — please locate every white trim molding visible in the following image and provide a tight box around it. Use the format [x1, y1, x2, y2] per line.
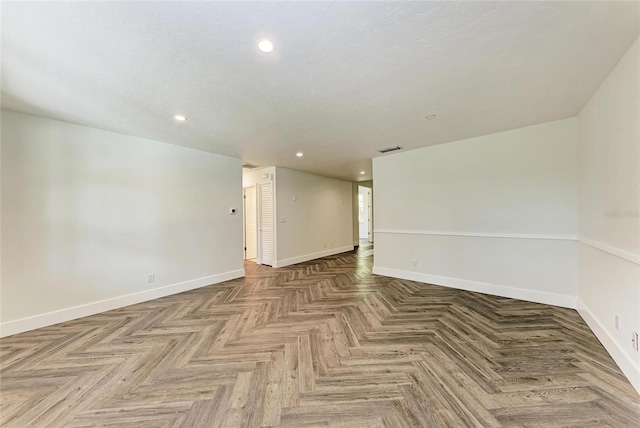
[577, 299, 640, 395]
[578, 236, 640, 264]
[374, 229, 576, 241]
[0, 269, 245, 338]
[372, 266, 577, 309]
[274, 246, 354, 268]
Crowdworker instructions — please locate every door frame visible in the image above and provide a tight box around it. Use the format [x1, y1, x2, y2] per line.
[257, 181, 275, 266]
[358, 185, 373, 243]
[243, 186, 257, 260]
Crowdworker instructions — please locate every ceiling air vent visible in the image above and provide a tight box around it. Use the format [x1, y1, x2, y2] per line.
[378, 146, 403, 154]
[242, 162, 260, 169]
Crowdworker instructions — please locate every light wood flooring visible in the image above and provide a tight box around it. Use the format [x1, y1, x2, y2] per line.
[1, 244, 639, 427]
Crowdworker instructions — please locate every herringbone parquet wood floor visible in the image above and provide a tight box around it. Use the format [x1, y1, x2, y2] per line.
[1, 244, 639, 427]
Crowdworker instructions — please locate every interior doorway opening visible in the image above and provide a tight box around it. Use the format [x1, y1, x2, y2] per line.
[358, 185, 373, 244]
[242, 166, 276, 267]
[243, 186, 257, 260]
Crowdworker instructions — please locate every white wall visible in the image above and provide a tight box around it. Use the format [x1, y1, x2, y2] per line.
[274, 167, 353, 267]
[1, 110, 244, 336]
[373, 118, 578, 307]
[577, 37, 640, 392]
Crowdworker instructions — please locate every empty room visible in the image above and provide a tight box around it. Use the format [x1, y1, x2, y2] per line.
[1, 1, 639, 427]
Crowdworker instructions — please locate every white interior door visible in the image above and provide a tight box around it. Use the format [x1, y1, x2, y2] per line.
[258, 182, 274, 266]
[243, 186, 257, 260]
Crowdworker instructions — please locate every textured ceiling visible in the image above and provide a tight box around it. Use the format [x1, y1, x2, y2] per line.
[2, 1, 639, 181]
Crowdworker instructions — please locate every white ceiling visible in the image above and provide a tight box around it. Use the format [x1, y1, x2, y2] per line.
[2, 1, 639, 182]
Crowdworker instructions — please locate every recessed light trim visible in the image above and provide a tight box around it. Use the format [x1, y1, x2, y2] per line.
[174, 115, 187, 122]
[296, 152, 303, 157]
[258, 40, 274, 53]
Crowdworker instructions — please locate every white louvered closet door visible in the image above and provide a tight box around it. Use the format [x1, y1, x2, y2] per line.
[258, 182, 274, 266]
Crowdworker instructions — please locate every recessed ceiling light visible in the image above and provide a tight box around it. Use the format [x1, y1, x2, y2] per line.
[296, 152, 303, 157]
[258, 40, 274, 53]
[360, 171, 366, 175]
[174, 115, 187, 122]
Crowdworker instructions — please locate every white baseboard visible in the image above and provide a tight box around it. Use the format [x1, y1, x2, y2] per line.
[372, 266, 577, 309]
[576, 299, 640, 395]
[274, 246, 354, 268]
[0, 269, 245, 338]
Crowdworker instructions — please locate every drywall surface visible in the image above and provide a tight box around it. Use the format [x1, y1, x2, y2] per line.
[275, 167, 353, 267]
[1, 110, 244, 335]
[373, 118, 578, 305]
[577, 37, 640, 392]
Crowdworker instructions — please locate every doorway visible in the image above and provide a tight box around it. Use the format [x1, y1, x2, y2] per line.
[243, 186, 257, 260]
[358, 185, 373, 243]
[242, 167, 276, 267]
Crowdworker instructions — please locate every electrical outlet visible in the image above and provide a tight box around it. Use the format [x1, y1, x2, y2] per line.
[147, 273, 155, 283]
[633, 332, 639, 351]
[411, 259, 418, 267]
[615, 315, 620, 330]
